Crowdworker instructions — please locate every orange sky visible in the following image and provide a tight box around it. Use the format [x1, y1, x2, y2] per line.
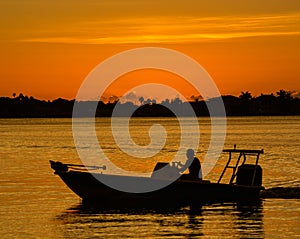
[0, 0, 300, 100]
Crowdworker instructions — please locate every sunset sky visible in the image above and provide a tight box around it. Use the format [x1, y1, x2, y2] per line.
[0, 0, 299, 101]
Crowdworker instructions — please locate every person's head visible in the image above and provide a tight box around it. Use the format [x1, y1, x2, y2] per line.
[186, 149, 195, 160]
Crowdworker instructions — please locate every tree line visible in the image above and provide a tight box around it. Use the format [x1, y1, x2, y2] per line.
[0, 90, 299, 118]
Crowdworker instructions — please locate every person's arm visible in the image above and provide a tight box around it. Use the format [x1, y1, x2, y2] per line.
[178, 159, 190, 173]
[198, 167, 203, 179]
[196, 158, 203, 179]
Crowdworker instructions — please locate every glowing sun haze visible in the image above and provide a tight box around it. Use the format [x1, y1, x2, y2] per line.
[0, 0, 299, 100]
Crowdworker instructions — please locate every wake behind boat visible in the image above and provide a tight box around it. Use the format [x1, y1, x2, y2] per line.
[50, 147, 264, 207]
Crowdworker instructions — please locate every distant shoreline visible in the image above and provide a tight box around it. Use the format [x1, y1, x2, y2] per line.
[1, 91, 300, 118]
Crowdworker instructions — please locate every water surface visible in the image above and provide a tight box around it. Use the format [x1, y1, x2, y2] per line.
[0, 117, 299, 238]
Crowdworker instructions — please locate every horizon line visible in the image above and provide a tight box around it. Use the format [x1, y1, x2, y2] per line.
[3, 89, 299, 103]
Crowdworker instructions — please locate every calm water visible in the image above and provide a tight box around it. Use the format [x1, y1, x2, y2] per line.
[0, 116, 299, 238]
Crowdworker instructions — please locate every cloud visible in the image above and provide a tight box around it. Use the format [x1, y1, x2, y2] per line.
[21, 31, 300, 44]
[20, 13, 300, 44]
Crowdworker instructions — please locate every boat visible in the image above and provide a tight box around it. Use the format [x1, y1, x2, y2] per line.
[50, 147, 264, 208]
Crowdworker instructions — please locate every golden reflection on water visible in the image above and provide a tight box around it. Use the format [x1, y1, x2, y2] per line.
[55, 203, 265, 239]
[96, 117, 211, 174]
[52, 200, 300, 238]
[97, 118, 181, 173]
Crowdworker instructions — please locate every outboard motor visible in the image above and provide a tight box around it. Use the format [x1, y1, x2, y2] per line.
[236, 164, 262, 186]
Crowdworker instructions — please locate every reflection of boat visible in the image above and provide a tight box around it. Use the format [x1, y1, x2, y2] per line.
[50, 147, 264, 207]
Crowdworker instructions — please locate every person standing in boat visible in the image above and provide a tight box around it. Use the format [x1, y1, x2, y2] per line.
[179, 149, 202, 180]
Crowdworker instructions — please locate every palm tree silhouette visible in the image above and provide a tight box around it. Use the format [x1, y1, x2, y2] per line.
[239, 91, 252, 101]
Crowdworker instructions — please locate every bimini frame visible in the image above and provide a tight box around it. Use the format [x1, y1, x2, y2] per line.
[218, 146, 264, 185]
